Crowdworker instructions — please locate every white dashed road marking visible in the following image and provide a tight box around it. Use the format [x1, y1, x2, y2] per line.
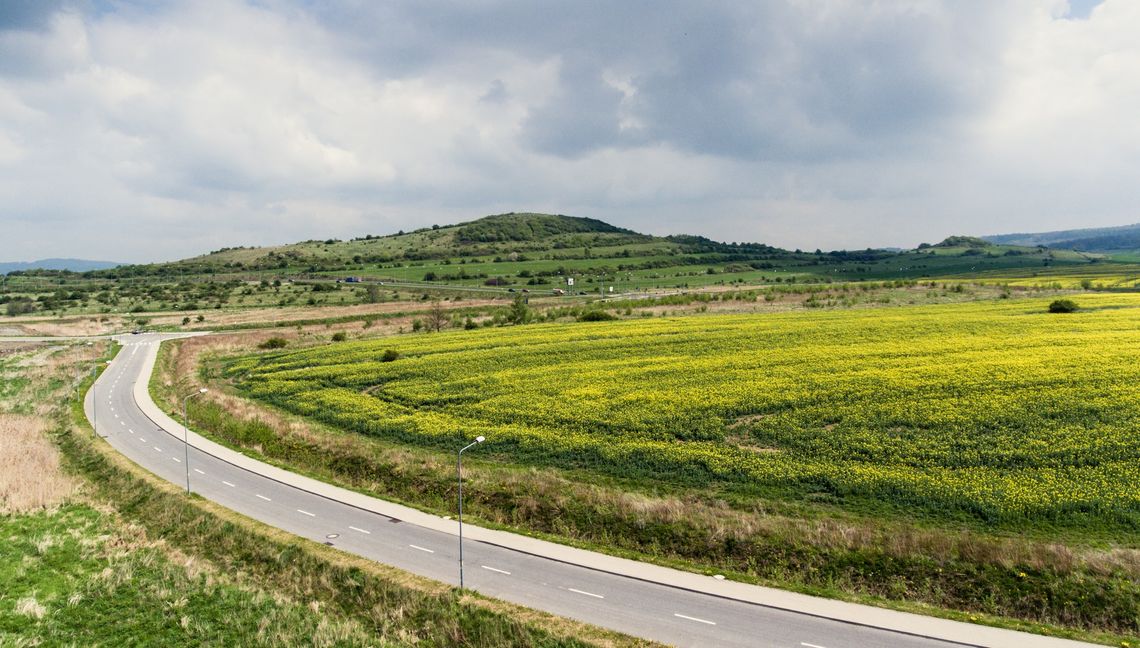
[297, 509, 315, 517]
[409, 544, 434, 553]
[222, 481, 235, 487]
[674, 613, 716, 626]
[349, 526, 371, 535]
[256, 494, 271, 501]
[568, 588, 604, 599]
[481, 565, 511, 575]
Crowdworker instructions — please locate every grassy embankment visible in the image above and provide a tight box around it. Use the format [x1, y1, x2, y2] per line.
[0, 341, 653, 647]
[154, 294, 1140, 644]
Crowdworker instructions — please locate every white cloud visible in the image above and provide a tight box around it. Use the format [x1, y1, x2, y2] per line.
[0, 0, 1138, 261]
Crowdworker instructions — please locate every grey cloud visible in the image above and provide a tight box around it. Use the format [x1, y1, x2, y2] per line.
[480, 79, 507, 104]
[314, 1, 1007, 162]
[520, 58, 629, 156]
[3, 0, 1138, 263]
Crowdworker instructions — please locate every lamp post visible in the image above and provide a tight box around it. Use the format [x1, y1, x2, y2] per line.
[182, 388, 208, 494]
[457, 435, 485, 590]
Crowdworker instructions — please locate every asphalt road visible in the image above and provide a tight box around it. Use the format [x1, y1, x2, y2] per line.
[85, 335, 1060, 648]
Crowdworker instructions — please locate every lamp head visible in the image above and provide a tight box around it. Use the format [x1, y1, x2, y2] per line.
[199, 388, 208, 394]
[475, 436, 485, 443]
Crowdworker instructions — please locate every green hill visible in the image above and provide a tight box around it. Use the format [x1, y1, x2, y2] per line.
[454, 213, 646, 244]
[984, 223, 1140, 252]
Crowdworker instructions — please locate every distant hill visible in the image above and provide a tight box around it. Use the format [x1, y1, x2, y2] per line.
[454, 213, 645, 244]
[165, 212, 686, 274]
[1, 258, 120, 274]
[984, 223, 1140, 251]
[930, 236, 990, 248]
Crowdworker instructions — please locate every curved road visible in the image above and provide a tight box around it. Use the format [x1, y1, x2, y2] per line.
[83, 334, 1092, 648]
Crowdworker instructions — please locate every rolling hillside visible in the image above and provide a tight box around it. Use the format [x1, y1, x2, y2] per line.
[984, 222, 1140, 251]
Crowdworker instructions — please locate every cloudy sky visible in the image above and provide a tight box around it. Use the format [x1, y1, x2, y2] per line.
[1, 0, 1136, 262]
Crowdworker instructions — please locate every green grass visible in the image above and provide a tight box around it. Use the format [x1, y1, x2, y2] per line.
[0, 505, 387, 646]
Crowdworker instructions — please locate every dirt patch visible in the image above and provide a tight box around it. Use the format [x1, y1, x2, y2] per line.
[144, 297, 505, 330]
[13, 317, 122, 337]
[727, 413, 771, 429]
[737, 444, 780, 454]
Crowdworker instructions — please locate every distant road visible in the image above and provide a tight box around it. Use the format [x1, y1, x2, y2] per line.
[85, 333, 1093, 648]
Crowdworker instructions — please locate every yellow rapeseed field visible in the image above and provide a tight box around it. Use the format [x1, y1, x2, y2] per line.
[230, 293, 1140, 522]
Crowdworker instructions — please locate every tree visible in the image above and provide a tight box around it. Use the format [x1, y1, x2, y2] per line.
[1048, 299, 1079, 313]
[507, 294, 530, 325]
[365, 284, 382, 304]
[426, 300, 448, 332]
[5, 299, 34, 316]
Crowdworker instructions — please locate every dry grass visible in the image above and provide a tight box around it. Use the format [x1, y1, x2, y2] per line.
[8, 317, 124, 337]
[141, 296, 504, 331]
[0, 342, 102, 512]
[14, 596, 47, 619]
[0, 414, 78, 514]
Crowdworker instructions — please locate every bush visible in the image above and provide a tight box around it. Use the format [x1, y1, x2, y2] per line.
[1048, 299, 1079, 313]
[258, 337, 288, 349]
[381, 349, 399, 362]
[578, 310, 617, 322]
[331, 332, 347, 342]
[5, 299, 35, 316]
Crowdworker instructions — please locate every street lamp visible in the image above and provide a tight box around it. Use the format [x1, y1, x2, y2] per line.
[182, 388, 208, 494]
[457, 434, 485, 590]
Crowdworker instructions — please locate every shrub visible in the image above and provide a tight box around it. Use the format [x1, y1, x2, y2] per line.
[1048, 299, 1079, 313]
[5, 299, 35, 316]
[331, 332, 347, 342]
[578, 310, 617, 322]
[381, 349, 399, 362]
[258, 337, 288, 349]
